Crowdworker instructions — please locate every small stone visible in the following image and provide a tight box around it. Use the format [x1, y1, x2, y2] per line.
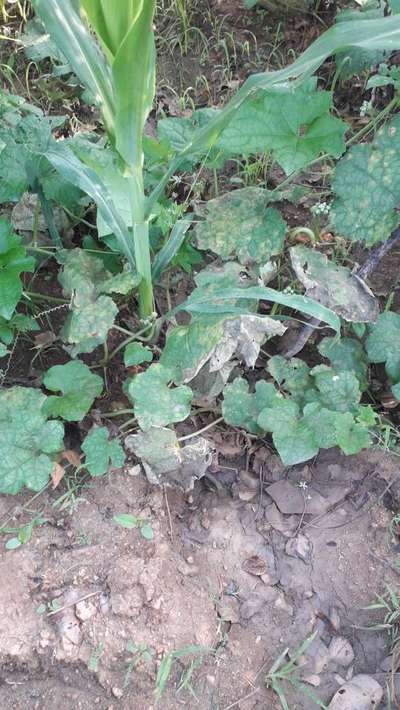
[75, 599, 97, 622]
[302, 674, 321, 687]
[237, 486, 257, 501]
[127, 464, 141, 477]
[177, 560, 199, 576]
[285, 534, 312, 563]
[218, 597, 240, 624]
[201, 515, 210, 530]
[328, 675, 383, 709]
[207, 675, 216, 686]
[328, 637, 355, 667]
[186, 556, 194, 564]
[274, 594, 293, 616]
[112, 687, 124, 699]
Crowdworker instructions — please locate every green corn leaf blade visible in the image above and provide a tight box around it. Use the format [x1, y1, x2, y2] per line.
[45, 143, 137, 273]
[126, 363, 192, 431]
[194, 188, 286, 265]
[32, 0, 115, 132]
[0, 219, 35, 320]
[112, 0, 156, 168]
[172, 286, 341, 334]
[0, 387, 64, 494]
[152, 216, 193, 281]
[331, 116, 400, 246]
[335, 7, 388, 78]
[124, 342, 153, 367]
[42, 360, 103, 422]
[82, 426, 125, 476]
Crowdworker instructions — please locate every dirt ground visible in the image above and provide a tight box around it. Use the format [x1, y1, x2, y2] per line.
[0, 445, 399, 709]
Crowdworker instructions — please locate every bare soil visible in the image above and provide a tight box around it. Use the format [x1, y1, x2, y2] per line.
[0, 447, 399, 709]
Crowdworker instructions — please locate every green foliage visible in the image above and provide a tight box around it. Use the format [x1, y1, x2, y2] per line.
[0, 314, 39, 345]
[42, 360, 103, 421]
[318, 337, 369, 391]
[124, 342, 153, 367]
[0, 220, 35, 320]
[194, 188, 286, 265]
[82, 426, 125, 475]
[331, 116, 400, 246]
[222, 358, 372, 466]
[58, 249, 139, 355]
[335, 6, 388, 78]
[0, 387, 64, 494]
[126, 363, 193, 430]
[366, 312, 400, 395]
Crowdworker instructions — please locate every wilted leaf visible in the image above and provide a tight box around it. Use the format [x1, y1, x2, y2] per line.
[51, 462, 65, 488]
[331, 116, 400, 246]
[82, 426, 125, 476]
[125, 427, 212, 490]
[290, 245, 378, 322]
[0, 387, 64, 494]
[124, 342, 153, 367]
[195, 188, 286, 265]
[63, 449, 81, 467]
[161, 314, 284, 384]
[126, 363, 192, 431]
[42, 360, 103, 421]
[0, 219, 35, 320]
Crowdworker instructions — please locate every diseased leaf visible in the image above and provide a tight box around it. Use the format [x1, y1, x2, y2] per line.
[58, 248, 139, 355]
[267, 355, 312, 401]
[318, 337, 369, 390]
[195, 188, 286, 265]
[42, 360, 103, 421]
[331, 116, 400, 246]
[0, 387, 64, 494]
[334, 412, 372, 454]
[366, 311, 400, 397]
[124, 342, 153, 367]
[126, 363, 192, 431]
[290, 246, 378, 322]
[0, 219, 35, 320]
[82, 426, 125, 476]
[161, 314, 285, 384]
[125, 427, 212, 490]
[310, 364, 361, 412]
[258, 398, 319, 466]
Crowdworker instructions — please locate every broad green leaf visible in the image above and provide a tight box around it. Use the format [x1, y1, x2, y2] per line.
[217, 79, 347, 174]
[32, 0, 115, 132]
[0, 219, 34, 320]
[58, 249, 138, 355]
[290, 246, 378, 322]
[0, 313, 39, 345]
[42, 360, 103, 421]
[113, 513, 140, 529]
[331, 116, 400, 246]
[302, 402, 338, 449]
[174, 285, 341, 334]
[334, 412, 372, 454]
[366, 311, 400, 381]
[161, 314, 285, 384]
[126, 363, 192, 431]
[0, 387, 64, 494]
[222, 377, 281, 434]
[194, 188, 286, 265]
[82, 426, 125, 476]
[140, 524, 154, 540]
[124, 342, 153, 367]
[258, 398, 320, 466]
[267, 355, 312, 401]
[310, 364, 361, 412]
[0, 343, 8, 357]
[318, 337, 369, 390]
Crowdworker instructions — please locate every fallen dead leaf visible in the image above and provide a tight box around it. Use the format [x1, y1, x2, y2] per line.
[52, 462, 66, 489]
[63, 449, 81, 468]
[242, 555, 268, 577]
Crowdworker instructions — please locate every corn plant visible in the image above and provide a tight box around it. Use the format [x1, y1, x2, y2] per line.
[31, 0, 400, 321]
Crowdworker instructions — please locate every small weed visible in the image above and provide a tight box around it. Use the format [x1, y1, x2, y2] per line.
[89, 642, 105, 672]
[155, 644, 212, 702]
[124, 641, 154, 689]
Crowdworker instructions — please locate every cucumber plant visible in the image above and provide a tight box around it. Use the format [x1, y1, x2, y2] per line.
[1, 4, 400, 495]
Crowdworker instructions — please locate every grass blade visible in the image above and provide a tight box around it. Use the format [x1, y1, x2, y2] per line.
[152, 217, 193, 281]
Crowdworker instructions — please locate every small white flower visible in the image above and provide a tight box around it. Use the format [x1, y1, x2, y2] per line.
[298, 481, 308, 490]
[360, 99, 373, 118]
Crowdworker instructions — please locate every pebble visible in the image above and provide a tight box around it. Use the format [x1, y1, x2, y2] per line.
[177, 560, 199, 576]
[112, 687, 123, 699]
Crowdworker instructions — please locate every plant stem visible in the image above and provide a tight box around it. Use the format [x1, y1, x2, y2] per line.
[134, 221, 154, 319]
[100, 409, 135, 418]
[24, 291, 68, 304]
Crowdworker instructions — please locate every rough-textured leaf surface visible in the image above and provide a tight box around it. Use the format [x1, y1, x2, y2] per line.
[318, 337, 368, 390]
[42, 360, 103, 421]
[124, 342, 153, 367]
[290, 246, 378, 322]
[194, 188, 286, 265]
[82, 426, 125, 476]
[126, 363, 192, 431]
[0, 387, 64, 494]
[125, 428, 212, 490]
[0, 219, 34, 320]
[331, 116, 400, 246]
[309, 364, 361, 412]
[267, 355, 312, 402]
[218, 79, 347, 174]
[161, 314, 285, 384]
[58, 249, 138, 355]
[366, 312, 400, 395]
[222, 377, 281, 434]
